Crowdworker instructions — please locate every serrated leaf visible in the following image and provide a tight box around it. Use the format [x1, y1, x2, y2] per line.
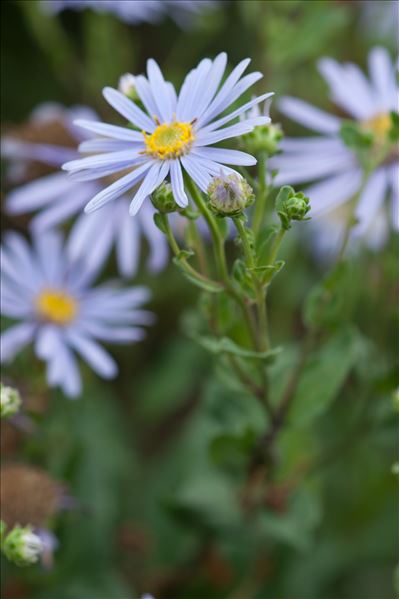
[192, 333, 281, 361]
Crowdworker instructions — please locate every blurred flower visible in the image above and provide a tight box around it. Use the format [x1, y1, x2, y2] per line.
[2, 104, 168, 278]
[360, 1, 399, 46]
[2, 525, 43, 567]
[0, 231, 152, 398]
[0, 465, 63, 530]
[41, 0, 218, 28]
[63, 53, 272, 216]
[270, 47, 399, 248]
[119, 73, 139, 101]
[0, 383, 22, 419]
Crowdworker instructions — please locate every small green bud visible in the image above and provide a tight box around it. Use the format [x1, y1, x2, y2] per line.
[151, 182, 179, 213]
[275, 186, 311, 230]
[208, 174, 254, 217]
[1, 383, 22, 419]
[2, 526, 43, 567]
[242, 123, 283, 156]
[118, 73, 139, 102]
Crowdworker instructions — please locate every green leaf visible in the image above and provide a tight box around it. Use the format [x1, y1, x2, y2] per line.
[172, 257, 225, 293]
[192, 333, 281, 362]
[153, 212, 167, 234]
[288, 327, 365, 427]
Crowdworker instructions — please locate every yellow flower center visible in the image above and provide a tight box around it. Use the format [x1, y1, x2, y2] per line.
[35, 289, 77, 325]
[143, 121, 195, 160]
[361, 112, 391, 144]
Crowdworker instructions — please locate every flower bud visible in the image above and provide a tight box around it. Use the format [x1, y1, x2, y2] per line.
[208, 173, 254, 217]
[118, 73, 139, 101]
[1, 383, 22, 419]
[2, 525, 43, 567]
[151, 182, 179, 213]
[275, 185, 310, 230]
[243, 123, 283, 156]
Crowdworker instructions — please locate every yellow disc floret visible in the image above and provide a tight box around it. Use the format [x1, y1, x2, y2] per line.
[35, 289, 77, 325]
[361, 112, 391, 144]
[143, 121, 195, 160]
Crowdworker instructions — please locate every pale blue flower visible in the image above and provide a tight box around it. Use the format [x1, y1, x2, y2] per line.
[63, 53, 272, 216]
[2, 104, 168, 277]
[41, 0, 218, 27]
[0, 230, 152, 398]
[270, 47, 399, 247]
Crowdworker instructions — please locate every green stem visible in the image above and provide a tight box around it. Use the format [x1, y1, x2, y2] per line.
[233, 217, 255, 269]
[252, 152, 268, 236]
[160, 214, 221, 288]
[185, 177, 229, 281]
[268, 227, 286, 264]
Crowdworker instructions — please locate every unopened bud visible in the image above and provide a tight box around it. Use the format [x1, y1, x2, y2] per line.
[2, 525, 43, 567]
[243, 123, 283, 156]
[1, 383, 22, 419]
[275, 185, 310, 230]
[151, 182, 179, 213]
[208, 174, 254, 217]
[118, 73, 139, 101]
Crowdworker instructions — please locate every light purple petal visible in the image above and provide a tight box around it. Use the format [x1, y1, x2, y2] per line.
[103, 86, 156, 132]
[1, 323, 36, 362]
[354, 168, 388, 235]
[6, 172, 76, 215]
[66, 331, 118, 379]
[305, 168, 363, 217]
[368, 46, 398, 111]
[170, 160, 189, 207]
[84, 161, 153, 213]
[192, 147, 256, 166]
[129, 161, 170, 215]
[278, 96, 341, 134]
[73, 119, 144, 141]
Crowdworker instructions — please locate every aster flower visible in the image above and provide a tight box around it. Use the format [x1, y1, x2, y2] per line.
[0, 230, 152, 398]
[63, 53, 273, 216]
[41, 0, 217, 28]
[2, 104, 168, 277]
[270, 47, 399, 246]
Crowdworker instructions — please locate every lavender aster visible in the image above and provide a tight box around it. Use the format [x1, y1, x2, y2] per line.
[41, 0, 218, 28]
[270, 47, 399, 247]
[63, 53, 273, 216]
[2, 104, 168, 277]
[0, 230, 152, 398]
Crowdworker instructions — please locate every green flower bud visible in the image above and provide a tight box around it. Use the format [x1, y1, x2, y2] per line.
[151, 182, 179, 213]
[118, 73, 139, 102]
[1, 383, 22, 419]
[242, 123, 283, 156]
[2, 526, 43, 567]
[208, 174, 254, 217]
[275, 185, 311, 230]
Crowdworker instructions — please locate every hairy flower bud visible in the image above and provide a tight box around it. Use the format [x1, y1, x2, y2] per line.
[1, 383, 22, 419]
[2, 525, 43, 567]
[151, 182, 179, 213]
[118, 73, 139, 101]
[275, 185, 311, 230]
[208, 174, 254, 217]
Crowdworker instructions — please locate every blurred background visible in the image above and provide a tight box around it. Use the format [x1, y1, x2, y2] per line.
[1, 1, 398, 598]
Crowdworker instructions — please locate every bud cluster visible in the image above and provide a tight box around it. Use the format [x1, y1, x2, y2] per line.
[275, 185, 310, 230]
[151, 182, 179, 213]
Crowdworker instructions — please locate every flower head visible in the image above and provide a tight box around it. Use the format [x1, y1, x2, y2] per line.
[0, 383, 22, 419]
[0, 230, 152, 398]
[2, 104, 168, 278]
[63, 53, 273, 216]
[270, 47, 399, 248]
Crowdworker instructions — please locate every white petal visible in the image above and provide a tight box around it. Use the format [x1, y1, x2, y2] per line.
[354, 168, 388, 235]
[192, 147, 256, 166]
[73, 119, 143, 141]
[66, 330, 118, 379]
